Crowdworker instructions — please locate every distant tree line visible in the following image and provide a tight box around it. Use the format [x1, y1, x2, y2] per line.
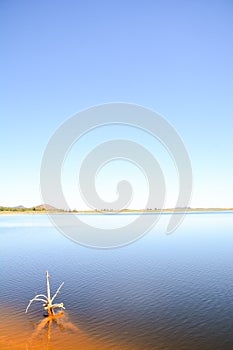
[0, 206, 46, 212]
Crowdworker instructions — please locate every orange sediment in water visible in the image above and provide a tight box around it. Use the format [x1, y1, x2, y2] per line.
[0, 305, 130, 350]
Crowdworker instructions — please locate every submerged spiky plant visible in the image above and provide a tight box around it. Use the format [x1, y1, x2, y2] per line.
[26, 271, 65, 316]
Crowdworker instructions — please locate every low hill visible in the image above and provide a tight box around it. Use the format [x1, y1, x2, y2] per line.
[34, 204, 58, 211]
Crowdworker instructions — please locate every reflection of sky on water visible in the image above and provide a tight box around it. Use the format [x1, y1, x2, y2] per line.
[0, 212, 233, 349]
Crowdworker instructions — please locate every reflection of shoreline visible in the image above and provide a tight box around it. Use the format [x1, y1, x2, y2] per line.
[1, 208, 232, 215]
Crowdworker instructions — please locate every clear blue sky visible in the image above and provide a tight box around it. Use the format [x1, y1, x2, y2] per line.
[1, 0, 233, 208]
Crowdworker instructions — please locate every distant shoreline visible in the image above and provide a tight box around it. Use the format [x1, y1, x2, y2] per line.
[0, 207, 232, 215]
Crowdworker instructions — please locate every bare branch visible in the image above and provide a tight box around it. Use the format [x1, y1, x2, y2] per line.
[26, 271, 65, 316]
[33, 294, 48, 300]
[44, 303, 65, 310]
[51, 282, 64, 303]
[50, 302, 65, 310]
[26, 296, 47, 313]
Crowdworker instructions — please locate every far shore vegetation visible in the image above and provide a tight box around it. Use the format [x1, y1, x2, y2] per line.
[0, 204, 232, 214]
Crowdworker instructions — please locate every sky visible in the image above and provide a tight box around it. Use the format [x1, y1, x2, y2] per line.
[1, 0, 233, 209]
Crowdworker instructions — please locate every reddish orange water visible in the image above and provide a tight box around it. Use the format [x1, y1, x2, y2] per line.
[0, 306, 130, 350]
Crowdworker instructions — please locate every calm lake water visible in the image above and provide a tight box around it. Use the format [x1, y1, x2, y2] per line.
[0, 212, 233, 350]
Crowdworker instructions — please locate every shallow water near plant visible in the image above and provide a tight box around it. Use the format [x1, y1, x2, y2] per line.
[0, 212, 233, 349]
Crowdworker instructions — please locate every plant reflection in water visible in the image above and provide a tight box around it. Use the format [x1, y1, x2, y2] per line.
[26, 311, 78, 350]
